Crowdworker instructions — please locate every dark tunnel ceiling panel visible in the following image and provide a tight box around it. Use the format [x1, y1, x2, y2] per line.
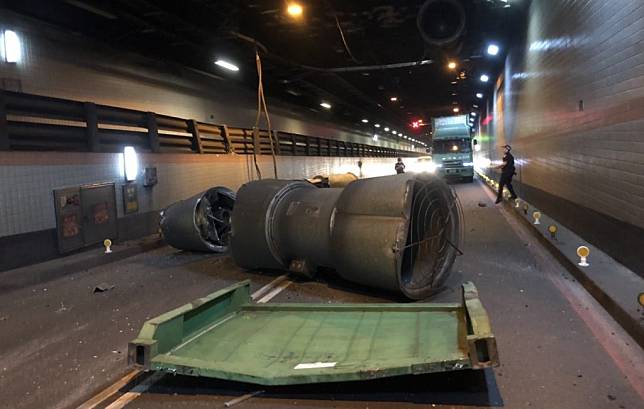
[6, 0, 528, 142]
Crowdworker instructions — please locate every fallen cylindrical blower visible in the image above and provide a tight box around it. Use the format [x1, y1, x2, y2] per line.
[231, 174, 462, 299]
[160, 187, 235, 252]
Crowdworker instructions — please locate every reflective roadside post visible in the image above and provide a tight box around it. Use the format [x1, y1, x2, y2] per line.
[577, 246, 590, 267]
[523, 203, 529, 215]
[104, 239, 113, 254]
[515, 198, 520, 208]
[532, 211, 541, 225]
[548, 224, 557, 239]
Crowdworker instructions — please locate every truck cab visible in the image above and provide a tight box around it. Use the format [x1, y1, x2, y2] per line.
[431, 115, 474, 183]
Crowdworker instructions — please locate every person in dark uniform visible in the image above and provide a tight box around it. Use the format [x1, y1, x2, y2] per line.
[395, 157, 406, 174]
[495, 144, 518, 204]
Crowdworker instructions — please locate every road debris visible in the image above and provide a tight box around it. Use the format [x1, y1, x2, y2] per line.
[93, 283, 115, 293]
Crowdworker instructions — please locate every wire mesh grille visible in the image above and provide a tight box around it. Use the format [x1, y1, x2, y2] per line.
[400, 177, 463, 298]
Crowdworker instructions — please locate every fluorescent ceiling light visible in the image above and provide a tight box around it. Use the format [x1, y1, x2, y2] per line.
[124, 146, 138, 182]
[2, 30, 21, 63]
[480, 74, 489, 82]
[487, 44, 500, 56]
[320, 102, 332, 109]
[215, 59, 239, 71]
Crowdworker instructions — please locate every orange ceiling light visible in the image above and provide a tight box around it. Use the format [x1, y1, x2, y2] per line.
[287, 2, 303, 17]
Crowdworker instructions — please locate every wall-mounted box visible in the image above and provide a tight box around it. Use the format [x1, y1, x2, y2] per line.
[53, 182, 117, 253]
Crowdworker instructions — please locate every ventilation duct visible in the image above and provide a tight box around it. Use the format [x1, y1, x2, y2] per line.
[231, 174, 462, 299]
[160, 187, 235, 252]
[417, 0, 466, 48]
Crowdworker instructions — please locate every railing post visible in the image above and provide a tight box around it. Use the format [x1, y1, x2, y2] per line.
[221, 125, 234, 154]
[84, 102, 99, 152]
[146, 112, 160, 153]
[188, 120, 203, 153]
[272, 130, 281, 155]
[0, 91, 8, 150]
[252, 127, 261, 156]
[290, 134, 296, 155]
[305, 135, 311, 156]
[327, 139, 332, 156]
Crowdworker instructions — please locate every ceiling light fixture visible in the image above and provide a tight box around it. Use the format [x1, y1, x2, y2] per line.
[2, 30, 21, 63]
[361, 119, 369, 123]
[487, 44, 500, 56]
[480, 74, 490, 82]
[384, 127, 390, 132]
[374, 123, 381, 128]
[447, 61, 457, 70]
[214, 59, 239, 71]
[390, 97, 398, 102]
[476, 92, 483, 99]
[453, 107, 460, 113]
[286, 2, 303, 17]
[320, 102, 332, 109]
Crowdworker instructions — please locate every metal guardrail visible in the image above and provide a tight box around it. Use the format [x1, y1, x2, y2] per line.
[0, 91, 415, 158]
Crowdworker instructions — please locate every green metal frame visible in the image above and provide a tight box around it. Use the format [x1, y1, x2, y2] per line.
[129, 281, 498, 385]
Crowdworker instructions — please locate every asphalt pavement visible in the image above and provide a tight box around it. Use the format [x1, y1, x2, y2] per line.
[1, 179, 642, 409]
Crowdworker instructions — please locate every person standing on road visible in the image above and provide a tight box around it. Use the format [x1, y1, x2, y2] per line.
[496, 144, 518, 204]
[395, 157, 406, 174]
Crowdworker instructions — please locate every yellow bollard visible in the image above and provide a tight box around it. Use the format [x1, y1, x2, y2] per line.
[577, 246, 590, 267]
[103, 239, 113, 254]
[548, 224, 557, 239]
[532, 211, 541, 225]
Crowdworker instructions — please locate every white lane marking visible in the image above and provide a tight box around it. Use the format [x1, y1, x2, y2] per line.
[480, 182, 644, 400]
[257, 279, 293, 304]
[75, 369, 141, 409]
[251, 274, 290, 301]
[103, 371, 165, 409]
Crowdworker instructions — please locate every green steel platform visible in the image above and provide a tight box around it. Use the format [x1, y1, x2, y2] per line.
[128, 281, 498, 385]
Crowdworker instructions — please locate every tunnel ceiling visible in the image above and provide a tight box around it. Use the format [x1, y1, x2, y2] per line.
[6, 0, 528, 144]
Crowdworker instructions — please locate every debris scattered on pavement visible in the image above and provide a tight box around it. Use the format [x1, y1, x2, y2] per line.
[93, 283, 115, 293]
[224, 391, 264, 408]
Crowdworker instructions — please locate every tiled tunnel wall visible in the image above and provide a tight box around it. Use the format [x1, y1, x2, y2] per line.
[477, 0, 644, 277]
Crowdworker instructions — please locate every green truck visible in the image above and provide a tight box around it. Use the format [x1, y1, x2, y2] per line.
[431, 115, 474, 182]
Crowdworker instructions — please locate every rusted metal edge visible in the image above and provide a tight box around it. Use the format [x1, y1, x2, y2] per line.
[462, 281, 499, 369]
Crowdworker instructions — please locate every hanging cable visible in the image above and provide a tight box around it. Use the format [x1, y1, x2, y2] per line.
[230, 31, 433, 73]
[254, 49, 278, 179]
[334, 14, 361, 64]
